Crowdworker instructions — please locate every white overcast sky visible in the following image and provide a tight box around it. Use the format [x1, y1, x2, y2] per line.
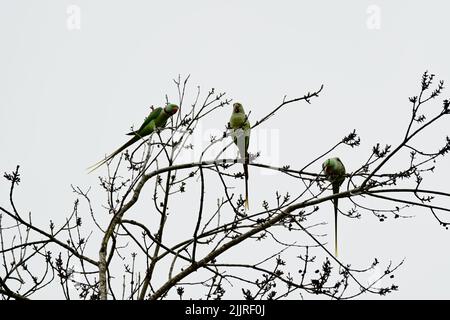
[1, 1, 450, 299]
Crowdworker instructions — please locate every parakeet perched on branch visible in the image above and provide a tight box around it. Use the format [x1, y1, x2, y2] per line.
[322, 157, 346, 257]
[229, 102, 251, 210]
[87, 103, 179, 173]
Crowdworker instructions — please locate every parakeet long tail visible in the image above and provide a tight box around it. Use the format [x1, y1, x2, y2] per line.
[87, 135, 140, 174]
[332, 183, 340, 257]
[244, 162, 249, 210]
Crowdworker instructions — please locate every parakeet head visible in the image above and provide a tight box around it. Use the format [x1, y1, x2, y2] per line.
[164, 103, 179, 115]
[322, 158, 332, 174]
[233, 102, 245, 113]
[322, 157, 345, 177]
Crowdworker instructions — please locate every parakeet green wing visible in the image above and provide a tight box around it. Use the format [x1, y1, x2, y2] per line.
[127, 107, 163, 137]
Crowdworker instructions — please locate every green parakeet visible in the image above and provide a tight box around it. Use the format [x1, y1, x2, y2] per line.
[87, 103, 179, 173]
[322, 157, 346, 257]
[229, 102, 251, 210]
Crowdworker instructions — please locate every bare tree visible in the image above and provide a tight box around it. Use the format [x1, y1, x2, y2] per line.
[1, 72, 449, 300]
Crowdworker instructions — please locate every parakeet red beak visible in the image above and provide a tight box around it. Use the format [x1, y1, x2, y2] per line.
[171, 105, 179, 115]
